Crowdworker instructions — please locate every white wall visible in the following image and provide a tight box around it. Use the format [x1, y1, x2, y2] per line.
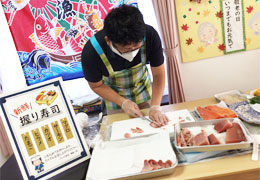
[139, 0, 260, 101]
[138, 0, 169, 96]
[178, 49, 260, 101]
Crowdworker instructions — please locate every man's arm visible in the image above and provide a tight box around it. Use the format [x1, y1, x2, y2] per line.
[88, 81, 143, 116]
[150, 63, 166, 106]
[149, 63, 169, 126]
[88, 80, 125, 107]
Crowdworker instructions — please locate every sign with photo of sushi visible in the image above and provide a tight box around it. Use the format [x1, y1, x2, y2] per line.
[0, 77, 90, 180]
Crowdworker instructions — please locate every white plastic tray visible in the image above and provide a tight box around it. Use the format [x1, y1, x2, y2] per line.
[214, 90, 248, 106]
[87, 132, 178, 180]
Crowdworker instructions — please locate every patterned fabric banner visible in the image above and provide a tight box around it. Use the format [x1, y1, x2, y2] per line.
[1, 0, 137, 85]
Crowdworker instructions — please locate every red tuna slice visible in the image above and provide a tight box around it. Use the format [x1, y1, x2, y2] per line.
[193, 131, 210, 146]
[131, 128, 137, 133]
[225, 123, 246, 144]
[148, 159, 161, 170]
[208, 134, 220, 145]
[165, 160, 173, 168]
[136, 127, 144, 133]
[214, 119, 233, 133]
[158, 160, 166, 169]
[124, 133, 131, 138]
[141, 160, 153, 172]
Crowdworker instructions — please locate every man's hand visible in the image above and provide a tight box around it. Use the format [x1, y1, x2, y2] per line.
[149, 105, 169, 126]
[121, 99, 143, 117]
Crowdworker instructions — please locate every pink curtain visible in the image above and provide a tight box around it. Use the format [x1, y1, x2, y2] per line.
[152, 0, 185, 104]
[0, 116, 13, 157]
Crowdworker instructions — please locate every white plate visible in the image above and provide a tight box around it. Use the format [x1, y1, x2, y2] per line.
[230, 101, 260, 124]
[248, 89, 260, 113]
[251, 104, 260, 113]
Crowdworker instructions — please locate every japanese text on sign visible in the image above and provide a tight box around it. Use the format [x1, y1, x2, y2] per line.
[19, 104, 60, 127]
[222, 0, 245, 53]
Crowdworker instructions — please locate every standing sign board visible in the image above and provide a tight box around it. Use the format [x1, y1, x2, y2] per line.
[0, 77, 90, 180]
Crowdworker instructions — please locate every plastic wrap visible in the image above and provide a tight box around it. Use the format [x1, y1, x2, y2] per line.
[80, 112, 103, 148]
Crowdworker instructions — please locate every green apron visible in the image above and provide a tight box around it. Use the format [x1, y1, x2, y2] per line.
[90, 36, 152, 110]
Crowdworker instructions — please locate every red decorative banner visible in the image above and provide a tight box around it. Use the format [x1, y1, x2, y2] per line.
[1, 0, 137, 85]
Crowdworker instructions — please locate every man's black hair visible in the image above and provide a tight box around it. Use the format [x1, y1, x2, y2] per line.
[104, 5, 146, 45]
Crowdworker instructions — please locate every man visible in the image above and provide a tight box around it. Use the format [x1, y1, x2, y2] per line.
[81, 5, 168, 126]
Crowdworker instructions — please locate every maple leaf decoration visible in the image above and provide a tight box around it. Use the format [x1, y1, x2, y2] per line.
[216, 11, 223, 19]
[218, 44, 225, 51]
[245, 38, 251, 45]
[186, 38, 193, 45]
[246, 6, 253, 14]
[197, 46, 204, 53]
[203, 10, 210, 17]
[181, 24, 189, 31]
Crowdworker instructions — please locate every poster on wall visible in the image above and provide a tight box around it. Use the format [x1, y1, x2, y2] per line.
[0, 77, 90, 180]
[175, 0, 260, 62]
[0, 0, 137, 85]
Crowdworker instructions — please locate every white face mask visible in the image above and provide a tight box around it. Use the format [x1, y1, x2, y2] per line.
[110, 43, 140, 62]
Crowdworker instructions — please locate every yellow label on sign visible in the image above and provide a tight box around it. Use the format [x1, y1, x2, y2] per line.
[60, 117, 73, 140]
[21, 132, 36, 156]
[41, 125, 55, 148]
[51, 121, 64, 144]
[31, 128, 46, 152]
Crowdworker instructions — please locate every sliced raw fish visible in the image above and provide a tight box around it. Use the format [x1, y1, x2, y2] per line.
[141, 159, 173, 172]
[208, 134, 220, 145]
[197, 105, 237, 120]
[165, 160, 173, 168]
[148, 159, 161, 170]
[193, 130, 210, 146]
[130, 127, 143, 133]
[141, 160, 153, 172]
[124, 133, 131, 138]
[225, 123, 246, 143]
[177, 128, 193, 147]
[177, 130, 186, 147]
[158, 160, 166, 168]
[206, 105, 237, 118]
[136, 127, 144, 133]
[214, 119, 233, 133]
[131, 128, 137, 133]
[197, 106, 221, 120]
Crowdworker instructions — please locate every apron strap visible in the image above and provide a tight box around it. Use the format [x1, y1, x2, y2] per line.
[140, 37, 146, 66]
[90, 36, 114, 75]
